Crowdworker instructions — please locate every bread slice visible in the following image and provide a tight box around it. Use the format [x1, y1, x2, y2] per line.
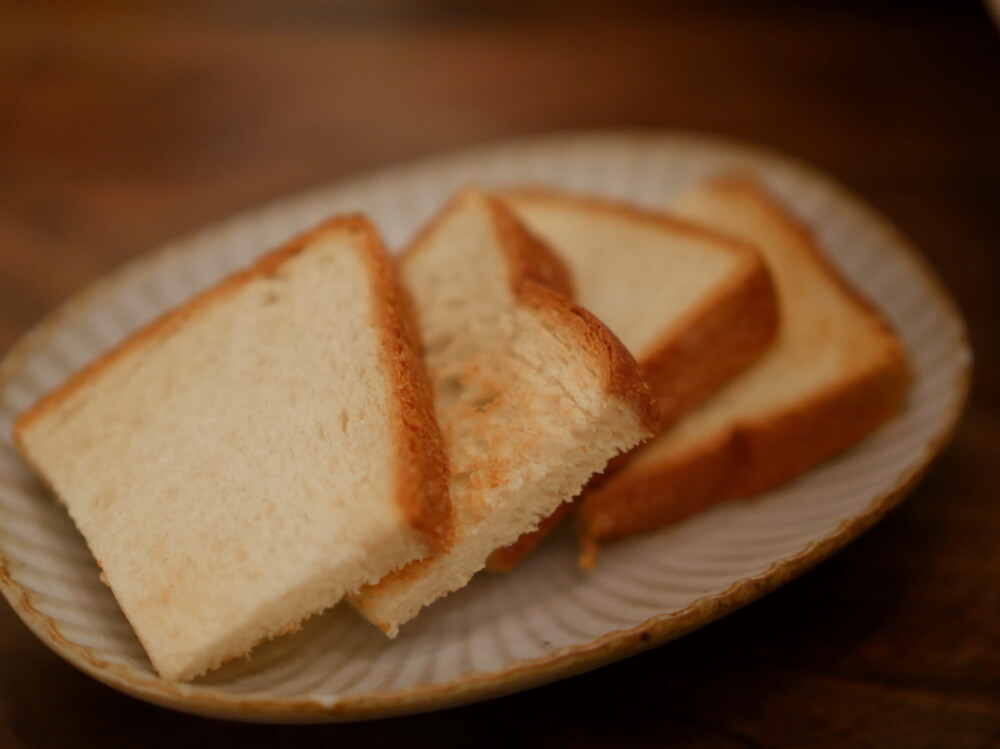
[499, 188, 778, 426]
[577, 176, 909, 556]
[14, 216, 452, 681]
[485, 188, 779, 570]
[349, 189, 658, 635]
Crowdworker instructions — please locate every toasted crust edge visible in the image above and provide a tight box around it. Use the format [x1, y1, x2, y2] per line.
[578, 358, 909, 547]
[353, 190, 656, 631]
[497, 186, 780, 426]
[485, 187, 779, 568]
[482, 192, 657, 430]
[577, 176, 911, 552]
[400, 188, 656, 429]
[354, 222, 454, 553]
[518, 281, 660, 435]
[640, 255, 778, 428]
[485, 193, 576, 299]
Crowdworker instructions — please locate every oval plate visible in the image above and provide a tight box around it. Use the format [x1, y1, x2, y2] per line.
[0, 132, 971, 721]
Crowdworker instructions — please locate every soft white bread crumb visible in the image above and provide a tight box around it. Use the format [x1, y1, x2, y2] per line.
[14, 216, 451, 681]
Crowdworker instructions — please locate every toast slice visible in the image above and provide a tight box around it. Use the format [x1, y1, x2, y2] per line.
[485, 188, 779, 569]
[578, 176, 909, 556]
[349, 189, 657, 635]
[14, 216, 451, 681]
[499, 188, 778, 426]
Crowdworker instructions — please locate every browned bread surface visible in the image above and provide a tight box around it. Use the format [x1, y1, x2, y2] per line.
[486, 188, 780, 569]
[350, 189, 656, 635]
[499, 187, 779, 426]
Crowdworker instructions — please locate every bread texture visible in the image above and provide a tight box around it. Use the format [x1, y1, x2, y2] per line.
[486, 188, 779, 570]
[499, 188, 778, 426]
[577, 176, 909, 556]
[349, 189, 657, 635]
[14, 216, 451, 681]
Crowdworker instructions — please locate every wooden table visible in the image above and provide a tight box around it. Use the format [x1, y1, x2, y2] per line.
[1, 1, 998, 745]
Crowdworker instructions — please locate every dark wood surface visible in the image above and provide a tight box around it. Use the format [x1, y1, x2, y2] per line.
[1, 1, 998, 746]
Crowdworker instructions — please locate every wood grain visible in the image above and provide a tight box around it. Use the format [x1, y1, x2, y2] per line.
[1, 0, 998, 745]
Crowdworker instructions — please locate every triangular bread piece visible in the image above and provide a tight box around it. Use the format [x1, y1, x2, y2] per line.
[349, 189, 657, 635]
[14, 216, 451, 681]
[578, 176, 909, 557]
[486, 188, 779, 569]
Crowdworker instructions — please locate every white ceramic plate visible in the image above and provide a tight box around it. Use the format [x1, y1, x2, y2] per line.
[0, 132, 971, 721]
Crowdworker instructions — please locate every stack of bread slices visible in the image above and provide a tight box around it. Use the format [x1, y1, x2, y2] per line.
[13, 176, 908, 682]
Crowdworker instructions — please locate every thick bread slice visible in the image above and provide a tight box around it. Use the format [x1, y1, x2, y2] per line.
[499, 188, 778, 426]
[486, 188, 779, 570]
[349, 189, 657, 635]
[578, 176, 909, 554]
[14, 216, 451, 681]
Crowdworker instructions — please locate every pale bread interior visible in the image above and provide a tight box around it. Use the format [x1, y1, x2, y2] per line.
[633, 179, 902, 469]
[350, 192, 649, 635]
[503, 193, 740, 360]
[16, 228, 435, 681]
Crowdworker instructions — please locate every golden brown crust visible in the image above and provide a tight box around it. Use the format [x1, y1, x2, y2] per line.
[368, 189, 655, 593]
[354, 221, 453, 553]
[401, 188, 656, 428]
[478, 280, 659, 572]
[485, 195, 575, 299]
[577, 176, 911, 551]
[481, 191, 658, 433]
[641, 258, 778, 428]
[520, 281, 659, 434]
[578, 359, 909, 545]
[706, 174, 907, 337]
[399, 187, 575, 299]
[484, 187, 779, 569]
[15, 214, 453, 552]
[497, 186, 779, 427]
[692, 174, 910, 496]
